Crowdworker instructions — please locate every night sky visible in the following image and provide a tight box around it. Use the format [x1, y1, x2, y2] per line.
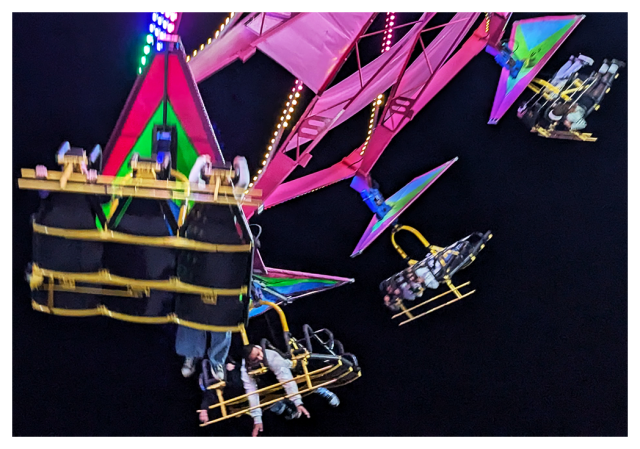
[12, 12, 628, 436]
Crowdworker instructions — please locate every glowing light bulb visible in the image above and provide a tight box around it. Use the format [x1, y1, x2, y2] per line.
[286, 102, 290, 107]
[262, 160, 267, 165]
[157, 42, 163, 51]
[297, 85, 303, 90]
[186, 55, 190, 62]
[207, 38, 212, 44]
[292, 100, 297, 105]
[215, 30, 220, 38]
[253, 176, 258, 181]
[377, 100, 382, 105]
[385, 46, 390, 51]
[144, 45, 150, 55]
[274, 131, 278, 136]
[289, 95, 293, 99]
[141, 56, 147, 65]
[225, 17, 230, 24]
[171, 13, 178, 22]
[277, 124, 281, 128]
[286, 115, 291, 120]
[193, 50, 197, 56]
[149, 24, 155, 33]
[138, 67, 142, 74]
[271, 139, 275, 143]
[294, 93, 300, 98]
[249, 183, 254, 187]
[258, 169, 262, 174]
[390, 15, 395, 19]
[154, 28, 160, 36]
[283, 122, 288, 127]
[200, 44, 205, 50]
[162, 20, 168, 29]
[288, 107, 294, 113]
[152, 12, 158, 21]
[146, 34, 154, 44]
[230, 12, 235, 17]
[168, 23, 175, 33]
[268, 146, 272, 150]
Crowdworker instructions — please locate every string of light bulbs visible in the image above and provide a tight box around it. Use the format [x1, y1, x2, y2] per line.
[360, 12, 395, 157]
[185, 12, 235, 62]
[247, 80, 305, 191]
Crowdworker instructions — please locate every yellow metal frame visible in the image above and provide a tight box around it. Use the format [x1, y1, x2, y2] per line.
[18, 168, 262, 207]
[390, 224, 440, 265]
[31, 300, 246, 332]
[388, 225, 489, 326]
[526, 76, 602, 142]
[29, 264, 247, 299]
[197, 300, 360, 426]
[391, 281, 476, 326]
[32, 222, 252, 253]
[200, 360, 358, 426]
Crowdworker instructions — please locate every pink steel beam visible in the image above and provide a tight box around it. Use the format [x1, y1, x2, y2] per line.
[358, 15, 505, 176]
[254, 13, 485, 210]
[244, 15, 433, 219]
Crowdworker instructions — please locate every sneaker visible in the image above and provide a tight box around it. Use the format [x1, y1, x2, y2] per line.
[611, 59, 626, 68]
[211, 364, 225, 383]
[316, 387, 340, 407]
[577, 54, 594, 66]
[181, 357, 196, 378]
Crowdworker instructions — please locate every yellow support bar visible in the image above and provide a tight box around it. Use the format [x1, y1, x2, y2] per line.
[529, 78, 573, 102]
[391, 224, 432, 265]
[18, 178, 262, 207]
[30, 264, 247, 298]
[32, 222, 252, 253]
[31, 300, 246, 332]
[255, 300, 289, 332]
[200, 378, 338, 427]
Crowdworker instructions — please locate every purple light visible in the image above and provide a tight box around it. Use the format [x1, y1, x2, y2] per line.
[170, 13, 178, 22]
[385, 46, 390, 51]
[164, 12, 170, 18]
[154, 28, 160, 36]
[157, 42, 163, 51]
[149, 23, 155, 33]
[156, 16, 163, 24]
[162, 20, 168, 29]
[390, 15, 395, 20]
[167, 23, 175, 33]
[152, 12, 157, 21]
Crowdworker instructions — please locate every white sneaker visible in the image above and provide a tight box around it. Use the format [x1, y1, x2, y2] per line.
[181, 357, 196, 378]
[578, 54, 594, 66]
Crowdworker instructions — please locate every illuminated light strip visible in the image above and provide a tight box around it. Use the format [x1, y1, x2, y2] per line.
[139, 12, 180, 74]
[485, 12, 491, 33]
[246, 80, 304, 192]
[186, 12, 235, 63]
[360, 13, 394, 157]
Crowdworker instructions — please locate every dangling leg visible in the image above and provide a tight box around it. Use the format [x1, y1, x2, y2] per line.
[175, 325, 207, 377]
[207, 331, 232, 381]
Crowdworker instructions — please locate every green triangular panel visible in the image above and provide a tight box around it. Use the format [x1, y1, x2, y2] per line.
[114, 102, 200, 178]
[506, 18, 576, 94]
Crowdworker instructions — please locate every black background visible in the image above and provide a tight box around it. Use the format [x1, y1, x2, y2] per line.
[12, 12, 627, 436]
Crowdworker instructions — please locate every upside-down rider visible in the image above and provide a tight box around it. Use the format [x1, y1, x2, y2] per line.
[546, 58, 626, 131]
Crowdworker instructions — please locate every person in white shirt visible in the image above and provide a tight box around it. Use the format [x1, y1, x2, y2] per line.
[547, 58, 625, 131]
[241, 344, 310, 437]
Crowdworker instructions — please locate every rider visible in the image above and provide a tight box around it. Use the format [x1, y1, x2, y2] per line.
[547, 58, 625, 131]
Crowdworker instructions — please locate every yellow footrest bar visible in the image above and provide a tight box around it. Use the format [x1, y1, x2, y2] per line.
[32, 222, 252, 253]
[30, 264, 247, 298]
